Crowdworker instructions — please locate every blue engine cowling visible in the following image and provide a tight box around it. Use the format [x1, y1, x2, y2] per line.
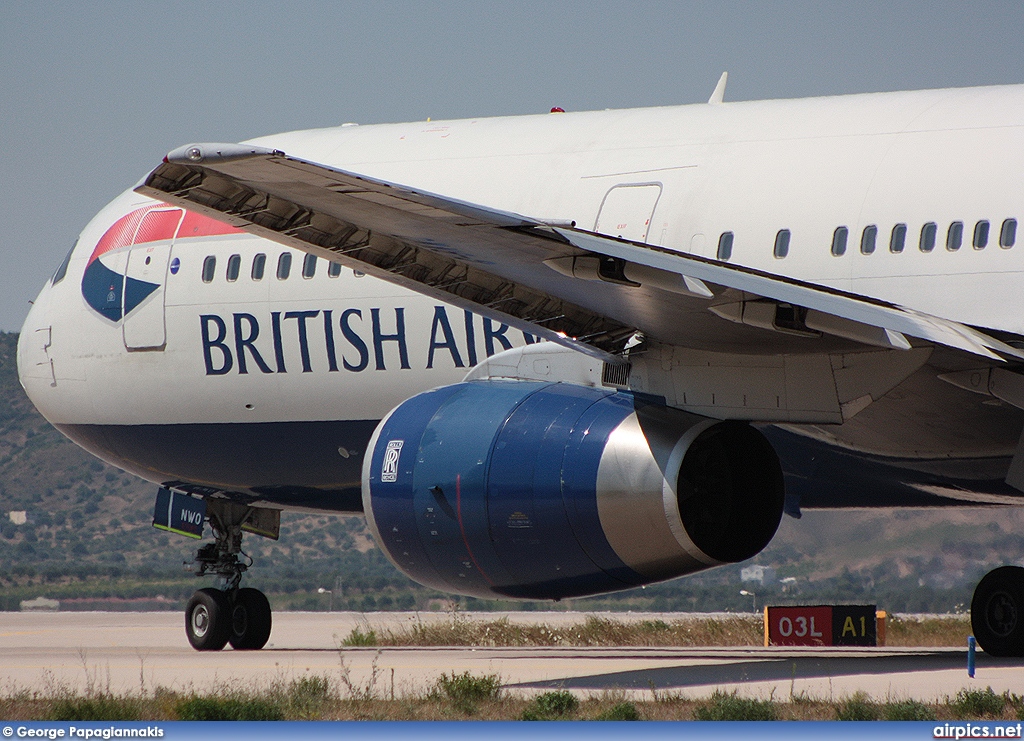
[361, 381, 784, 600]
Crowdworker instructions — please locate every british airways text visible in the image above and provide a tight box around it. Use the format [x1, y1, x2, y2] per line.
[199, 306, 537, 375]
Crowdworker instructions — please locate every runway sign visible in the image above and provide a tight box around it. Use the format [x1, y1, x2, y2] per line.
[764, 604, 878, 647]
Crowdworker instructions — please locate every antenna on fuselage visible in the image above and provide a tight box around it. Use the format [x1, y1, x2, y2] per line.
[708, 72, 728, 104]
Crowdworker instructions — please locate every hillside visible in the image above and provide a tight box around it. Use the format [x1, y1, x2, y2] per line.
[2, 330, 1023, 613]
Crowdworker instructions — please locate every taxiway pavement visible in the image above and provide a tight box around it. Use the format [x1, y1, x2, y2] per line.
[1, 611, 1021, 701]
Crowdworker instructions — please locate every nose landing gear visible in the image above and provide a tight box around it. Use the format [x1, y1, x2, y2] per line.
[183, 499, 277, 651]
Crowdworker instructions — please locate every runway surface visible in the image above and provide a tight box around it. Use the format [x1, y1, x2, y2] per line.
[2, 611, 1022, 701]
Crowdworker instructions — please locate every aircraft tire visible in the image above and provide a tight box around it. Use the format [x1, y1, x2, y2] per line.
[971, 565, 1024, 657]
[185, 588, 231, 651]
[228, 588, 272, 650]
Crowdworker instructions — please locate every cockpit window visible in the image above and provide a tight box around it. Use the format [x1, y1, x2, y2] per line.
[52, 241, 77, 285]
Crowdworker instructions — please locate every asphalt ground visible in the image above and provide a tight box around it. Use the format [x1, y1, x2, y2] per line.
[2, 612, 1021, 701]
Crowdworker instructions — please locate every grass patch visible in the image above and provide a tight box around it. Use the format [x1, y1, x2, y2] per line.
[286, 675, 333, 717]
[836, 692, 878, 721]
[47, 694, 141, 721]
[693, 690, 777, 721]
[356, 615, 765, 648]
[329, 613, 971, 648]
[428, 671, 502, 716]
[885, 615, 971, 647]
[175, 696, 284, 721]
[0, 684, 1010, 720]
[882, 698, 936, 721]
[431, 672, 502, 704]
[595, 701, 641, 720]
[341, 626, 378, 647]
[522, 691, 580, 720]
[949, 687, 1006, 718]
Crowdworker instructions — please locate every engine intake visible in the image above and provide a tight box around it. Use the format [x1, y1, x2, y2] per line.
[362, 381, 784, 600]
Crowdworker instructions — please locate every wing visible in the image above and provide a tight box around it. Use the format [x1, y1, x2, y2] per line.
[136, 142, 1024, 364]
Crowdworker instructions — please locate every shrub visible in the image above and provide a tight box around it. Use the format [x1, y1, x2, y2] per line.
[950, 687, 1005, 717]
[48, 695, 141, 720]
[522, 690, 579, 720]
[883, 699, 936, 721]
[596, 701, 641, 720]
[175, 696, 284, 720]
[288, 675, 332, 715]
[341, 627, 378, 647]
[1006, 693, 1024, 721]
[431, 672, 502, 704]
[836, 693, 878, 721]
[693, 690, 777, 721]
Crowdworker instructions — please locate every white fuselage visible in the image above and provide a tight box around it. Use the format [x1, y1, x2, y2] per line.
[17, 83, 1024, 510]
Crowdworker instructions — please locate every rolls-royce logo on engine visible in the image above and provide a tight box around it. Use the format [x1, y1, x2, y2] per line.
[381, 440, 404, 482]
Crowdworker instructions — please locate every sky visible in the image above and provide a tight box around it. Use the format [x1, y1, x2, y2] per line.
[2, 0, 1024, 331]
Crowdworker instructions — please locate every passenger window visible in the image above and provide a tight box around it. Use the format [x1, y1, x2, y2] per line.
[831, 226, 848, 256]
[920, 222, 937, 252]
[277, 252, 292, 280]
[973, 220, 990, 249]
[890, 224, 907, 253]
[328, 261, 342, 278]
[226, 254, 241, 282]
[202, 256, 216, 283]
[251, 253, 266, 280]
[52, 241, 77, 285]
[860, 225, 877, 255]
[717, 231, 734, 261]
[1001, 218, 1018, 248]
[946, 221, 963, 251]
[773, 229, 790, 259]
[302, 253, 317, 279]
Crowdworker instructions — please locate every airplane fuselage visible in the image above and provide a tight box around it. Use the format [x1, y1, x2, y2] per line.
[17, 83, 1024, 513]
[19, 81, 1024, 655]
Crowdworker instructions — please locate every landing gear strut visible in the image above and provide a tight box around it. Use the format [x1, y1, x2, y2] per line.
[184, 500, 274, 651]
[971, 565, 1024, 657]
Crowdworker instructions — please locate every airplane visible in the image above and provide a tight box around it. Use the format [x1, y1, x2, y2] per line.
[16, 77, 1024, 657]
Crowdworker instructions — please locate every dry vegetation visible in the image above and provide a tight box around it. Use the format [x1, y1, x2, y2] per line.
[2, 676, 1022, 721]
[885, 614, 973, 647]
[338, 613, 973, 649]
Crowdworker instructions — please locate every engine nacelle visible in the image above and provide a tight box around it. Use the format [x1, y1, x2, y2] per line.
[361, 381, 784, 600]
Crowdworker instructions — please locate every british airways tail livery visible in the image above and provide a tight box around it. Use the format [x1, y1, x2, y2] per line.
[18, 81, 1024, 656]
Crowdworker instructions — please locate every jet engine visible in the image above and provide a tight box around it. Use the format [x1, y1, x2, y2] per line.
[361, 381, 784, 600]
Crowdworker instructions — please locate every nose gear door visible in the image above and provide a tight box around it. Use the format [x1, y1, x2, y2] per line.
[122, 208, 183, 350]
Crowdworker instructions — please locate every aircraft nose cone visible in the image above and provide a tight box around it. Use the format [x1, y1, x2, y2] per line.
[17, 282, 55, 394]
